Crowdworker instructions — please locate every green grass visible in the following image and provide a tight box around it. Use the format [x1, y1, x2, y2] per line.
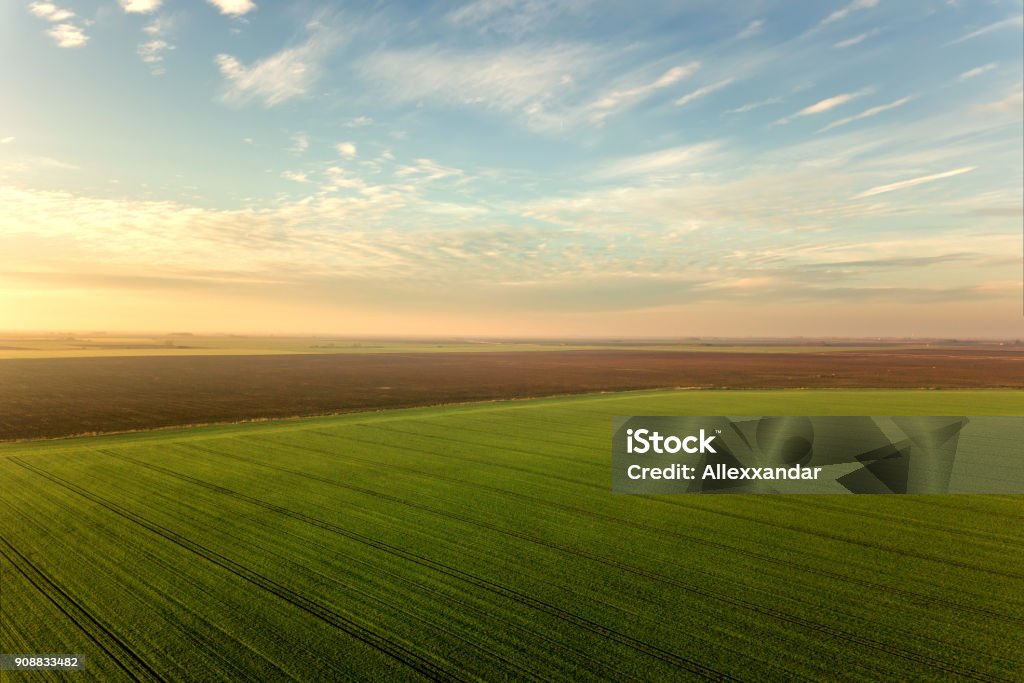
[2, 390, 1022, 681]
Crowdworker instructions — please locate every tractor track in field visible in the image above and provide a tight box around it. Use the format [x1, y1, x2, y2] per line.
[88, 463, 555, 683]
[187, 436, 1024, 630]
[0, 495, 306, 682]
[12, 457, 738, 682]
[89, 452, 671, 683]
[89, 452, 744, 682]
[167, 444, 807, 680]
[79, 448, 1013, 681]
[231, 506, 645, 683]
[10, 458, 469, 683]
[755, 496, 1024, 551]
[198, 446, 1012, 678]
[273, 431, 1024, 628]
[299, 427, 1024, 583]
[0, 536, 167, 682]
[371, 414, 1024, 550]
[400, 413, 1024, 546]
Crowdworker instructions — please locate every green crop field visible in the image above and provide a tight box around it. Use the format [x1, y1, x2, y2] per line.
[2, 390, 1022, 681]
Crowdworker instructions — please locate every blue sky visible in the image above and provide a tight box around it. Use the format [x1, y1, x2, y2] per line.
[1, 0, 1022, 337]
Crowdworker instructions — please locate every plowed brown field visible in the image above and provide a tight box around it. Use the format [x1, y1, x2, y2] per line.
[2, 348, 1021, 440]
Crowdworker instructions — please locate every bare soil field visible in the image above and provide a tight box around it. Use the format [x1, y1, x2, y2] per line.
[1, 348, 1021, 441]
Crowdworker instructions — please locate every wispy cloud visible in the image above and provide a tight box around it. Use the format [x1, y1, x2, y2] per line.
[590, 62, 699, 122]
[281, 170, 308, 183]
[360, 44, 596, 130]
[834, 29, 879, 48]
[395, 158, 466, 183]
[346, 116, 373, 127]
[131, 13, 175, 74]
[819, 95, 913, 132]
[798, 90, 869, 115]
[143, 16, 172, 36]
[216, 22, 341, 107]
[973, 88, 1023, 115]
[776, 88, 870, 124]
[958, 63, 997, 80]
[725, 97, 782, 115]
[138, 40, 173, 75]
[853, 166, 976, 199]
[0, 156, 79, 173]
[674, 78, 736, 107]
[815, 0, 879, 29]
[446, 0, 589, 36]
[736, 19, 763, 40]
[946, 15, 1023, 45]
[591, 142, 719, 180]
[206, 0, 256, 17]
[289, 133, 309, 155]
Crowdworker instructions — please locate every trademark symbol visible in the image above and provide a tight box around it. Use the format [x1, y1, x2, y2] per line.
[715, 429, 722, 434]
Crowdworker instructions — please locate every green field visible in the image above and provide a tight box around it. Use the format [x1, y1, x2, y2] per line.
[2, 390, 1022, 681]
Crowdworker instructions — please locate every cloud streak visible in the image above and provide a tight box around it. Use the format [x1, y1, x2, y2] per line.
[834, 29, 879, 48]
[946, 16, 1023, 45]
[776, 88, 871, 124]
[674, 78, 736, 107]
[736, 19, 763, 40]
[816, 0, 879, 29]
[819, 95, 912, 132]
[725, 97, 782, 114]
[590, 142, 720, 180]
[853, 166, 976, 198]
[958, 63, 997, 80]
[589, 62, 699, 122]
[446, 0, 589, 36]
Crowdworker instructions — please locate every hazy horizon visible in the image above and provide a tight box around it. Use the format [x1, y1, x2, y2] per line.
[2, 330, 1020, 343]
[2, 1, 1022, 338]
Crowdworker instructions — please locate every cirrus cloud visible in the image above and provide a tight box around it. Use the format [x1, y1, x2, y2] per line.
[216, 23, 340, 107]
[853, 166, 976, 199]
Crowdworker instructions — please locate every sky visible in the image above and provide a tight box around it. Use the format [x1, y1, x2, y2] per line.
[1, 0, 1022, 338]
